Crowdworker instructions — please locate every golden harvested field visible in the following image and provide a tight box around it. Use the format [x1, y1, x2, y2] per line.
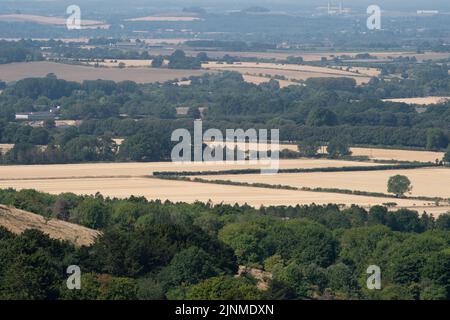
[0, 61, 211, 83]
[0, 144, 14, 155]
[197, 167, 450, 198]
[203, 62, 374, 85]
[342, 66, 381, 77]
[0, 159, 383, 180]
[0, 14, 108, 28]
[85, 59, 152, 68]
[382, 97, 450, 105]
[0, 176, 441, 212]
[0, 204, 100, 246]
[205, 141, 443, 163]
[350, 148, 444, 163]
[205, 140, 299, 152]
[242, 75, 298, 88]
[0, 159, 447, 214]
[164, 50, 448, 62]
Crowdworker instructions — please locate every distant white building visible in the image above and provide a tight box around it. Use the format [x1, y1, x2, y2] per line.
[324, 1, 351, 15]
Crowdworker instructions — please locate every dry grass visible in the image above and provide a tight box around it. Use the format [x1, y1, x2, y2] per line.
[382, 97, 450, 105]
[242, 75, 298, 88]
[205, 140, 299, 152]
[0, 159, 447, 214]
[0, 204, 100, 246]
[0, 61, 211, 83]
[55, 120, 82, 127]
[0, 14, 108, 28]
[85, 59, 152, 68]
[143, 48, 450, 63]
[204, 142, 444, 163]
[0, 159, 383, 180]
[339, 66, 381, 77]
[197, 167, 450, 198]
[203, 62, 374, 85]
[0, 176, 440, 211]
[237, 266, 272, 291]
[351, 147, 444, 163]
[166, 50, 448, 62]
[0, 144, 14, 155]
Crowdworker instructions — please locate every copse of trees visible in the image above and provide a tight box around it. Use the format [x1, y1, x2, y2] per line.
[0, 40, 43, 64]
[298, 138, 320, 157]
[327, 136, 351, 159]
[168, 50, 201, 70]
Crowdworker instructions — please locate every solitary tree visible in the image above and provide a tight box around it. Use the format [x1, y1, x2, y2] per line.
[388, 175, 412, 197]
[151, 55, 164, 68]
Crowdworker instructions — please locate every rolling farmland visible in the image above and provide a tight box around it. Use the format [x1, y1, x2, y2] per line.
[0, 159, 387, 180]
[0, 61, 212, 83]
[0, 175, 440, 211]
[195, 167, 450, 198]
[203, 62, 377, 85]
[205, 141, 445, 163]
[0, 158, 448, 215]
[350, 148, 445, 163]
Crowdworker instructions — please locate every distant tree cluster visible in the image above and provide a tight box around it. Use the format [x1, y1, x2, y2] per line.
[0, 40, 43, 64]
[1, 71, 450, 165]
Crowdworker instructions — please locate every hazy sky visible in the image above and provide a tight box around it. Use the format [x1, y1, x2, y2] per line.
[3, 0, 450, 12]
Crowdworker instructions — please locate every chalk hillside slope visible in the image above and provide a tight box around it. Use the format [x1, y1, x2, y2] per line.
[0, 204, 100, 246]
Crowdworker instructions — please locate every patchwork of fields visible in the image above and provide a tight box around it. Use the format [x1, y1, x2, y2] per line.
[203, 61, 377, 85]
[205, 141, 445, 163]
[0, 176, 438, 210]
[196, 167, 450, 198]
[0, 155, 448, 215]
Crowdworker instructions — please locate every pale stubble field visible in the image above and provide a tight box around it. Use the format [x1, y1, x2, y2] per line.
[0, 158, 448, 215]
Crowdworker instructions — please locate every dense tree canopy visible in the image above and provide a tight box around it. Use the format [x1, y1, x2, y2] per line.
[0, 188, 449, 300]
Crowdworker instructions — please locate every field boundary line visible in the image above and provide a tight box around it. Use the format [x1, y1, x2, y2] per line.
[0, 175, 152, 181]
